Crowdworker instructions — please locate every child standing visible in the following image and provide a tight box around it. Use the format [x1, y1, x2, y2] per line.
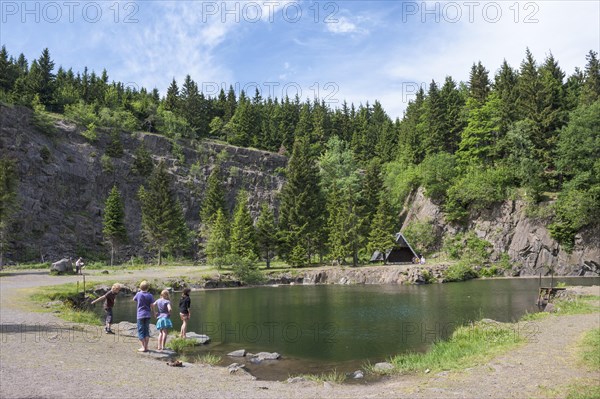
[132, 281, 154, 352]
[152, 289, 173, 351]
[91, 283, 121, 334]
[179, 288, 191, 339]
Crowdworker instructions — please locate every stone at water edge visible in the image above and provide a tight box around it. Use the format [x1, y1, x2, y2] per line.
[373, 362, 394, 372]
[228, 349, 247, 357]
[251, 351, 281, 360]
[186, 332, 210, 344]
[351, 370, 364, 379]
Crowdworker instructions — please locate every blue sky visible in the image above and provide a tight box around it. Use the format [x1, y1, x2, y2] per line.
[1, 0, 599, 118]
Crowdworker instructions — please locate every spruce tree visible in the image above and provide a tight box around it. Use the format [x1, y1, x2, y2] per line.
[278, 136, 325, 263]
[138, 161, 188, 265]
[205, 208, 230, 264]
[201, 165, 226, 225]
[580, 50, 600, 105]
[164, 78, 180, 112]
[368, 193, 397, 264]
[102, 185, 127, 266]
[255, 202, 277, 268]
[230, 191, 258, 260]
[468, 61, 491, 104]
[0, 158, 18, 269]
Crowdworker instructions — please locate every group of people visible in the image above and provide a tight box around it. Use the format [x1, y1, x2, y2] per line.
[412, 255, 426, 264]
[91, 281, 193, 352]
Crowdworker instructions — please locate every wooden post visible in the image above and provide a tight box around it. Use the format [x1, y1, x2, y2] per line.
[83, 274, 86, 297]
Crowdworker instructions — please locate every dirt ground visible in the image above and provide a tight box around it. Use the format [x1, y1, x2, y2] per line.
[1, 269, 598, 399]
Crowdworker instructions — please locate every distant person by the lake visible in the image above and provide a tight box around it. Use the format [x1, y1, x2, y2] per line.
[179, 288, 191, 339]
[152, 289, 173, 351]
[91, 283, 121, 334]
[133, 281, 154, 352]
[75, 257, 84, 274]
[420, 256, 426, 264]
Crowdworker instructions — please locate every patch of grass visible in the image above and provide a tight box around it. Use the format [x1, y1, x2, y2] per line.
[166, 337, 198, 352]
[386, 320, 524, 374]
[197, 353, 222, 366]
[5, 262, 51, 270]
[579, 328, 600, 369]
[521, 296, 599, 321]
[294, 369, 347, 384]
[28, 282, 105, 326]
[566, 383, 600, 399]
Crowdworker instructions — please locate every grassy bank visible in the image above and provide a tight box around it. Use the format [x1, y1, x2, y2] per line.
[27, 282, 107, 325]
[564, 328, 600, 399]
[377, 295, 600, 376]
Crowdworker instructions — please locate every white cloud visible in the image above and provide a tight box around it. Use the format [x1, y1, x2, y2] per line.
[326, 16, 368, 35]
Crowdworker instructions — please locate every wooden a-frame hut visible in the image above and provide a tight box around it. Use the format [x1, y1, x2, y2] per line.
[370, 232, 419, 264]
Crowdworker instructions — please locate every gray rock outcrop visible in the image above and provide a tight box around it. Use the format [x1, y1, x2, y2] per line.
[402, 188, 600, 276]
[0, 105, 286, 263]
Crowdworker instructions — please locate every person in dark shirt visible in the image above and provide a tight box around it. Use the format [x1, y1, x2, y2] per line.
[91, 283, 121, 334]
[178, 288, 192, 339]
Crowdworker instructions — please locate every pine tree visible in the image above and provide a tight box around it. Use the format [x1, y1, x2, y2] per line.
[201, 165, 226, 225]
[164, 78, 180, 112]
[230, 191, 258, 260]
[205, 208, 230, 264]
[468, 61, 491, 104]
[0, 158, 18, 269]
[278, 136, 325, 262]
[36, 48, 56, 109]
[418, 80, 446, 155]
[456, 93, 502, 168]
[368, 193, 397, 264]
[138, 161, 188, 265]
[580, 50, 600, 105]
[397, 87, 426, 165]
[255, 202, 277, 268]
[494, 59, 519, 135]
[106, 130, 124, 158]
[102, 185, 127, 266]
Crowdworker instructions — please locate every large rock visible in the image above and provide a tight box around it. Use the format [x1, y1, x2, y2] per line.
[50, 258, 73, 273]
[186, 332, 210, 344]
[251, 351, 280, 361]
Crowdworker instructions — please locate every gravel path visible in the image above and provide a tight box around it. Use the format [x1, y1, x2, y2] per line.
[1, 270, 598, 399]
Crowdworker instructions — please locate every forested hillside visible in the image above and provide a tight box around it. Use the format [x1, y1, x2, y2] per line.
[1, 46, 599, 272]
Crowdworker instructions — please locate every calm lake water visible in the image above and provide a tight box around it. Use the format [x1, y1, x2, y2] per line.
[106, 277, 599, 380]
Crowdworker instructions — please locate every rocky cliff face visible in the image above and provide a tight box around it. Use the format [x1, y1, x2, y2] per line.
[0, 105, 287, 262]
[402, 188, 600, 276]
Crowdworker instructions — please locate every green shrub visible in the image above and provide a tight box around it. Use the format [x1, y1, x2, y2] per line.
[444, 166, 515, 223]
[81, 122, 98, 142]
[419, 152, 458, 202]
[384, 162, 421, 209]
[443, 261, 479, 282]
[403, 219, 437, 255]
[65, 101, 99, 127]
[101, 154, 114, 173]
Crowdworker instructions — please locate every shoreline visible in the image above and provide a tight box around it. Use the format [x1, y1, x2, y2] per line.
[1, 268, 598, 398]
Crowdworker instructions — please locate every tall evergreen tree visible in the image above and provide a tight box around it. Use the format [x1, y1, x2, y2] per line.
[138, 161, 188, 265]
[0, 158, 18, 269]
[205, 208, 230, 264]
[164, 78, 180, 111]
[132, 143, 153, 176]
[102, 185, 127, 266]
[580, 50, 600, 106]
[494, 59, 519, 135]
[468, 61, 491, 104]
[368, 193, 397, 265]
[201, 165, 227, 225]
[278, 136, 325, 262]
[255, 202, 277, 269]
[230, 191, 258, 260]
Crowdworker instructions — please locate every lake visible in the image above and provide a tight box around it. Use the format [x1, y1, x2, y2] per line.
[106, 277, 599, 380]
